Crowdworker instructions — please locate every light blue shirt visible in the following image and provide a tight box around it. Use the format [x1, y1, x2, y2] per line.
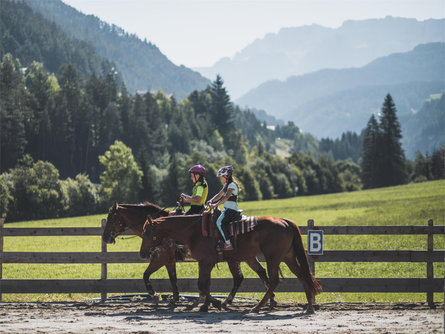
[224, 182, 238, 210]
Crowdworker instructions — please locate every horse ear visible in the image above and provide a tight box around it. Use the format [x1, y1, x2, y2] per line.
[143, 215, 153, 232]
[112, 201, 118, 210]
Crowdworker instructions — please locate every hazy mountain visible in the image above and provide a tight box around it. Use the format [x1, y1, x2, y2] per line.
[401, 93, 445, 159]
[22, 0, 210, 99]
[197, 17, 445, 99]
[236, 43, 445, 139]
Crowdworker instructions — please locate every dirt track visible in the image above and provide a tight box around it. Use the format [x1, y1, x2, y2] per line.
[0, 300, 443, 333]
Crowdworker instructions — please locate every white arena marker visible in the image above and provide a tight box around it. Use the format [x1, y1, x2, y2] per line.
[307, 229, 323, 255]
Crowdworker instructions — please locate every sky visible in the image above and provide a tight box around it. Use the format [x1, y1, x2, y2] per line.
[62, 0, 445, 68]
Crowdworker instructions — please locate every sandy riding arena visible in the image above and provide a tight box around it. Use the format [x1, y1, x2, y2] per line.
[0, 300, 443, 333]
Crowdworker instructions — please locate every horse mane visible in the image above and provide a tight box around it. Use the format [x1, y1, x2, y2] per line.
[152, 214, 202, 225]
[117, 201, 169, 217]
[119, 201, 163, 210]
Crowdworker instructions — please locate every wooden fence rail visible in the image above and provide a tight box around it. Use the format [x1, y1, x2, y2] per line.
[0, 218, 444, 306]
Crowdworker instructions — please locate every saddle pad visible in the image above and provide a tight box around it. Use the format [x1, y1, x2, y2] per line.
[229, 216, 258, 237]
[202, 212, 258, 238]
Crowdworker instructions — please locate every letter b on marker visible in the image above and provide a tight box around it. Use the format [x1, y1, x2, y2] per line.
[307, 230, 323, 255]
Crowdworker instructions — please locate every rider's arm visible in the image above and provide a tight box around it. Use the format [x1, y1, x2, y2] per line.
[181, 194, 201, 203]
[213, 188, 233, 207]
[182, 184, 204, 203]
[208, 188, 225, 205]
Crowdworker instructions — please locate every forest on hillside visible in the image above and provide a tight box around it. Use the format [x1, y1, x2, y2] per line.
[0, 1, 443, 222]
[1, 52, 444, 222]
[21, 0, 210, 98]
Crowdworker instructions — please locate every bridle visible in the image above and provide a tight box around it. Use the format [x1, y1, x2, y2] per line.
[106, 205, 137, 240]
[144, 222, 160, 246]
[107, 203, 170, 240]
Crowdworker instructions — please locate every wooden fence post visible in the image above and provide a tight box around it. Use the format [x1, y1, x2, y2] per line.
[0, 218, 3, 302]
[101, 219, 107, 302]
[307, 219, 315, 275]
[427, 219, 434, 307]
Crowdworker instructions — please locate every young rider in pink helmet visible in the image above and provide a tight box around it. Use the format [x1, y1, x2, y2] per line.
[208, 165, 240, 251]
[180, 164, 208, 215]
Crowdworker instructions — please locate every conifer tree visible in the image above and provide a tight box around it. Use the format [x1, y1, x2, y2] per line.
[361, 114, 380, 188]
[208, 75, 233, 136]
[0, 54, 28, 172]
[378, 94, 407, 186]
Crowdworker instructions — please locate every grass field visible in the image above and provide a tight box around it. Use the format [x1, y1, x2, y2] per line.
[2, 179, 444, 303]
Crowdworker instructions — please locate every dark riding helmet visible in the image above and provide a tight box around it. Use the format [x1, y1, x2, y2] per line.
[217, 165, 234, 177]
[188, 164, 206, 175]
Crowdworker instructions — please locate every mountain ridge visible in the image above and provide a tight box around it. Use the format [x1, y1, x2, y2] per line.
[236, 42, 445, 140]
[197, 17, 445, 99]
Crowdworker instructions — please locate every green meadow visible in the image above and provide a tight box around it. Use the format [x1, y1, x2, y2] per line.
[2, 180, 444, 303]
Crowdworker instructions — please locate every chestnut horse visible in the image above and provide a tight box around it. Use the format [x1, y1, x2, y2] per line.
[103, 201, 276, 307]
[140, 214, 322, 313]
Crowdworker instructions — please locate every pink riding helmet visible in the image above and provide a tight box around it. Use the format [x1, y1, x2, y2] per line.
[188, 164, 206, 175]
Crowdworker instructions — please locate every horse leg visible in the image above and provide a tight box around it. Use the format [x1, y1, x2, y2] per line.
[221, 260, 244, 309]
[165, 260, 180, 306]
[143, 261, 164, 306]
[284, 257, 316, 313]
[197, 261, 220, 312]
[251, 260, 280, 313]
[246, 257, 277, 309]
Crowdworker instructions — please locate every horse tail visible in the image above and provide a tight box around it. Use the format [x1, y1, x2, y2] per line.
[285, 219, 323, 295]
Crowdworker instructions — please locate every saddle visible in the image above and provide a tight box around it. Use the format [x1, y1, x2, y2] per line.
[201, 209, 258, 238]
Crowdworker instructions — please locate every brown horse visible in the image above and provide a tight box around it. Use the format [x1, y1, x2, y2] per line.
[102, 201, 178, 303]
[103, 201, 276, 307]
[140, 214, 322, 313]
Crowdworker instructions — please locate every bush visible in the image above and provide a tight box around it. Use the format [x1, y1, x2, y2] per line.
[0, 174, 11, 218]
[60, 174, 98, 216]
[6, 155, 64, 221]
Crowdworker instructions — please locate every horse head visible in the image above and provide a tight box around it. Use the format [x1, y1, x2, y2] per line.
[140, 215, 162, 259]
[102, 201, 126, 244]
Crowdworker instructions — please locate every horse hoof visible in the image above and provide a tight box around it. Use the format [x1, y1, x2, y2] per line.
[306, 307, 315, 314]
[168, 300, 176, 308]
[211, 299, 222, 310]
[199, 305, 209, 312]
[153, 294, 160, 306]
[250, 307, 260, 313]
[269, 299, 278, 309]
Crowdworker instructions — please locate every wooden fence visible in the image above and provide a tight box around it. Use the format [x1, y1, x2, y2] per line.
[0, 218, 443, 306]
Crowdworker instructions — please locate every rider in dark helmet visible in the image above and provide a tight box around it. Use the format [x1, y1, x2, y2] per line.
[208, 165, 240, 251]
[180, 164, 208, 215]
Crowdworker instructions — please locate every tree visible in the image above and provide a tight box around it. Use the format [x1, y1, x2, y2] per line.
[161, 153, 182, 205]
[378, 94, 407, 186]
[208, 75, 234, 136]
[0, 54, 28, 172]
[24, 61, 55, 161]
[0, 174, 11, 218]
[60, 174, 98, 216]
[5, 155, 64, 221]
[361, 95, 407, 188]
[237, 167, 262, 201]
[98, 140, 143, 203]
[431, 145, 445, 180]
[138, 150, 159, 203]
[361, 114, 380, 188]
